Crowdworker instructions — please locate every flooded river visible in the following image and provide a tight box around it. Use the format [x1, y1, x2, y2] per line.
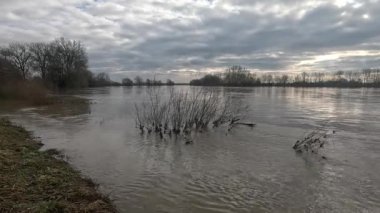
[1, 86, 380, 212]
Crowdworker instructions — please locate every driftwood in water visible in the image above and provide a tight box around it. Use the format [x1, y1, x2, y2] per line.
[234, 122, 256, 127]
[293, 127, 336, 155]
[227, 118, 256, 131]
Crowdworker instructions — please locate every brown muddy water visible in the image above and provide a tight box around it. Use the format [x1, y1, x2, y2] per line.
[1, 86, 380, 212]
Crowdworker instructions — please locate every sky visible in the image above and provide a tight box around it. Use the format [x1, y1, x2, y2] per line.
[1, 0, 380, 82]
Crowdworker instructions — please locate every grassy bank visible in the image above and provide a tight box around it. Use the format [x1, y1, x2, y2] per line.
[0, 118, 116, 212]
[0, 95, 91, 117]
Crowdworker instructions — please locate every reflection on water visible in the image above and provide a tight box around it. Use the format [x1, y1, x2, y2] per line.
[1, 86, 380, 212]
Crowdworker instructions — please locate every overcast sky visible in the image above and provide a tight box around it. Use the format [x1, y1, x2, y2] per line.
[1, 0, 380, 82]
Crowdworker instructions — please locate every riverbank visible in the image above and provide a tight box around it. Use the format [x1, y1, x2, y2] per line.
[0, 118, 116, 212]
[0, 95, 91, 117]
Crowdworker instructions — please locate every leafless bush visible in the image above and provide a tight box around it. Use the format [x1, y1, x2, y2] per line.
[293, 126, 336, 157]
[135, 88, 250, 138]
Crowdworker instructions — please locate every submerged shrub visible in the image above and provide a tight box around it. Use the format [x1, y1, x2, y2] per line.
[134, 88, 248, 138]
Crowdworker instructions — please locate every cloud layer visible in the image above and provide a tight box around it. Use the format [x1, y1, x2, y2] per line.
[1, 0, 380, 81]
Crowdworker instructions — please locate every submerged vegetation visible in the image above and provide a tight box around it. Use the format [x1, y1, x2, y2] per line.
[0, 118, 116, 212]
[293, 126, 336, 159]
[135, 88, 250, 139]
[190, 65, 380, 87]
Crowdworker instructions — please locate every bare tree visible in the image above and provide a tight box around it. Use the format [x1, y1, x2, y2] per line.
[48, 38, 88, 87]
[315, 72, 325, 83]
[280, 74, 289, 85]
[29, 42, 50, 80]
[334, 70, 345, 81]
[95, 73, 110, 84]
[345, 71, 355, 82]
[261, 74, 273, 84]
[352, 71, 362, 83]
[1, 38, 94, 89]
[134, 76, 143, 85]
[1, 43, 32, 79]
[373, 69, 380, 84]
[122, 77, 134, 86]
[363, 69, 372, 84]
[145, 78, 152, 86]
[166, 79, 175, 85]
[301, 72, 308, 83]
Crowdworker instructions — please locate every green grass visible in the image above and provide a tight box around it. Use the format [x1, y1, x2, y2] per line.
[0, 118, 116, 212]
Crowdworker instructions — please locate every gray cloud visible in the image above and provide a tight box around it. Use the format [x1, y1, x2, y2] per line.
[1, 0, 380, 82]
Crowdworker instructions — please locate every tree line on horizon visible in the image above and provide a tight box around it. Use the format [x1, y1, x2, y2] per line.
[190, 65, 380, 87]
[2, 37, 379, 98]
[121, 76, 175, 86]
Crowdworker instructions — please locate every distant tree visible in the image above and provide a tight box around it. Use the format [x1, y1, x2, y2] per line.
[294, 75, 301, 83]
[261, 74, 269, 84]
[122, 77, 133, 86]
[89, 72, 112, 87]
[301, 72, 308, 83]
[224, 65, 255, 86]
[201, 74, 222, 85]
[273, 76, 280, 84]
[315, 72, 325, 83]
[145, 78, 150, 86]
[153, 80, 162, 85]
[311, 72, 320, 83]
[345, 71, 355, 82]
[190, 74, 221, 86]
[373, 69, 380, 84]
[262, 74, 274, 84]
[189, 68, 380, 88]
[334, 70, 345, 81]
[166, 79, 175, 85]
[363, 69, 372, 84]
[95, 72, 110, 82]
[352, 72, 362, 83]
[189, 79, 202, 85]
[134, 76, 143, 85]
[280, 74, 289, 85]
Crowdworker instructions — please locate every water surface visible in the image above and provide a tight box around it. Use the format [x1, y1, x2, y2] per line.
[1, 86, 379, 212]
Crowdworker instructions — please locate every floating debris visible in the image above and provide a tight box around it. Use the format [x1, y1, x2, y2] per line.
[293, 126, 336, 157]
